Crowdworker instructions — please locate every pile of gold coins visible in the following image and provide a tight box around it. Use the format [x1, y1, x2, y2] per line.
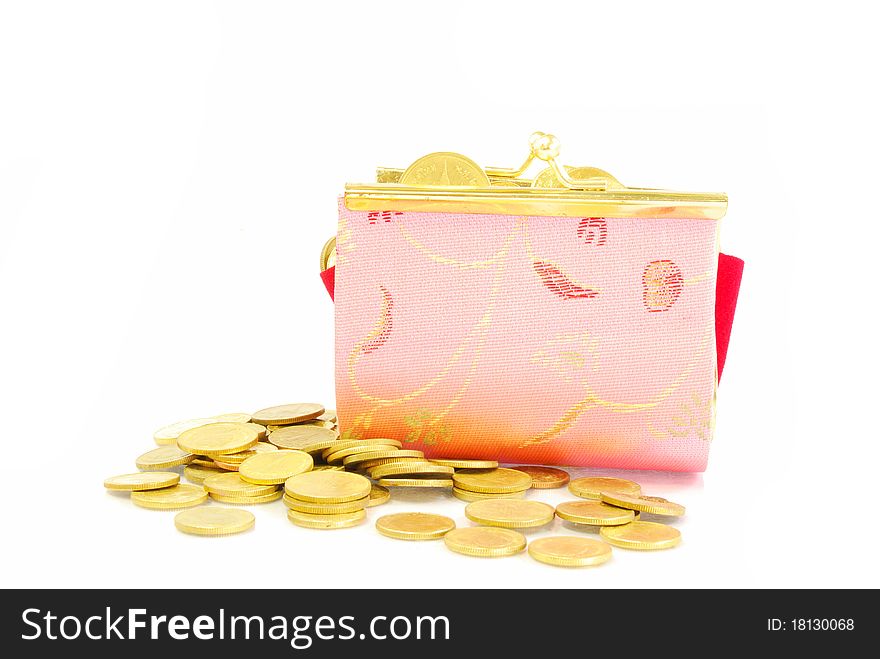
[105, 403, 686, 567]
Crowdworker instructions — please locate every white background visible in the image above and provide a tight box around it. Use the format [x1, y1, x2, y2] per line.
[1, 0, 878, 589]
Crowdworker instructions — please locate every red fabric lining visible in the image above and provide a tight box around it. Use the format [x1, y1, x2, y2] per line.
[320, 266, 335, 301]
[715, 253, 744, 380]
[320, 252, 743, 380]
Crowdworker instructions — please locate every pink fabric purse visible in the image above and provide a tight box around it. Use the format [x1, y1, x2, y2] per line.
[323, 134, 741, 472]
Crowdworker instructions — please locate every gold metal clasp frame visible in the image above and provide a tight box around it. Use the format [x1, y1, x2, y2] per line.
[344, 131, 728, 221]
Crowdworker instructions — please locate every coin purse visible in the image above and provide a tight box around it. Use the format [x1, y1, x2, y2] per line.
[320, 133, 742, 472]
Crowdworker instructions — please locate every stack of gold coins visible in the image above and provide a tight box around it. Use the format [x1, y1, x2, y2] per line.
[319, 437, 459, 489]
[107, 402, 690, 558]
[593, 492, 685, 550]
[252, 403, 335, 432]
[104, 471, 209, 511]
[283, 470, 373, 529]
[173, 421, 291, 505]
[266, 408, 337, 433]
[550, 489, 685, 552]
[368, 460, 454, 488]
[555, 499, 639, 527]
[429, 458, 499, 470]
[212, 441, 278, 471]
[268, 426, 340, 466]
[202, 471, 283, 505]
[324, 438, 403, 466]
[105, 405, 342, 535]
[451, 467, 533, 501]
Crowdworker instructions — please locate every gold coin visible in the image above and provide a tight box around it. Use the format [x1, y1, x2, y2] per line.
[311, 464, 345, 472]
[191, 456, 218, 467]
[568, 476, 642, 500]
[209, 490, 283, 505]
[213, 412, 252, 424]
[429, 458, 499, 469]
[287, 508, 366, 530]
[284, 471, 371, 503]
[443, 527, 526, 558]
[252, 403, 324, 426]
[215, 441, 278, 465]
[600, 491, 685, 517]
[104, 471, 180, 491]
[153, 418, 218, 446]
[453, 468, 532, 494]
[376, 512, 456, 540]
[377, 478, 453, 488]
[325, 443, 399, 464]
[367, 484, 391, 507]
[239, 450, 313, 485]
[321, 438, 403, 457]
[268, 425, 339, 452]
[555, 500, 636, 526]
[528, 536, 613, 567]
[531, 165, 621, 188]
[183, 464, 224, 484]
[369, 462, 454, 479]
[400, 152, 490, 187]
[301, 420, 336, 430]
[283, 494, 368, 514]
[317, 410, 337, 423]
[213, 460, 240, 471]
[464, 499, 555, 529]
[135, 446, 194, 470]
[245, 423, 268, 440]
[357, 456, 428, 470]
[531, 164, 575, 188]
[600, 521, 681, 550]
[176, 422, 260, 457]
[174, 507, 254, 536]
[130, 483, 207, 509]
[452, 487, 525, 502]
[343, 449, 420, 468]
[203, 472, 279, 497]
[509, 465, 570, 489]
